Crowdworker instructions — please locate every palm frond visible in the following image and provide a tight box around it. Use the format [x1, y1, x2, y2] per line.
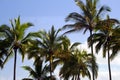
[97, 5, 111, 17]
[22, 66, 37, 78]
[70, 42, 81, 51]
[65, 12, 86, 23]
[18, 22, 33, 40]
[3, 45, 14, 66]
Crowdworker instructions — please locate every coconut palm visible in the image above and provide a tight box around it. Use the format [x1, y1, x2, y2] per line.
[54, 36, 80, 61]
[52, 37, 81, 80]
[62, 0, 110, 79]
[1, 16, 33, 80]
[26, 26, 66, 80]
[59, 49, 98, 80]
[51, 37, 81, 80]
[52, 37, 98, 80]
[22, 57, 56, 80]
[88, 16, 119, 80]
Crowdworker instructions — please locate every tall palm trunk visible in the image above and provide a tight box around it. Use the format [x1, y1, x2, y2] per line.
[13, 48, 17, 80]
[78, 68, 80, 80]
[72, 75, 74, 80]
[50, 54, 53, 80]
[90, 30, 95, 80]
[77, 74, 80, 80]
[108, 45, 112, 80]
[75, 76, 77, 80]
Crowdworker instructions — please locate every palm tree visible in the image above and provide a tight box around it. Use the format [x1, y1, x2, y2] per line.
[26, 26, 66, 80]
[52, 37, 98, 80]
[1, 16, 33, 80]
[63, 0, 110, 79]
[88, 15, 119, 80]
[22, 57, 56, 80]
[59, 49, 98, 80]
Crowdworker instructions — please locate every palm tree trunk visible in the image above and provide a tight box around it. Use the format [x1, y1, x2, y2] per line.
[50, 55, 52, 80]
[78, 74, 80, 80]
[90, 30, 95, 80]
[13, 49, 17, 80]
[72, 75, 74, 80]
[75, 76, 77, 80]
[78, 68, 80, 80]
[108, 46, 112, 80]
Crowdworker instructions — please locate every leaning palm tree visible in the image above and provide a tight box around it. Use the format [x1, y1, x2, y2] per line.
[88, 15, 119, 80]
[63, 0, 110, 79]
[1, 16, 33, 80]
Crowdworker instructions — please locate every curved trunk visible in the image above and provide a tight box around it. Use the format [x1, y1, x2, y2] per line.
[108, 46, 112, 80]
[90, 30, 95, 80]
[13, 48, 17, 80]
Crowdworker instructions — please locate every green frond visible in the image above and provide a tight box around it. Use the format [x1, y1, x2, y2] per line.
[18, 22, 33, 40]
[0, 24, 10, 31]
[15, 16, 20, 30]
[18, 44, 26, 62]
[9, 16, 33, 40]
[110, 41, 120, 60]
[3, 48, 14, 66]
[22, 66, 37, 78]
[10, 20, 15, 31]
[97, 5, 111, 18]
[75, 0, 86, 12]
[93, 0, 99, 9]
[65, 12, 86, 23]
[70, 42, 81, 51]
[103, 45, 107, 58]
[0, 25, 12, 38]
[37, 39, 48, 49]
[22, 31, 42, 43]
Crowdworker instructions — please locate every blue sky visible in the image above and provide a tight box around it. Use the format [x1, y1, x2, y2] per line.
[0, 0, 120, 80]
